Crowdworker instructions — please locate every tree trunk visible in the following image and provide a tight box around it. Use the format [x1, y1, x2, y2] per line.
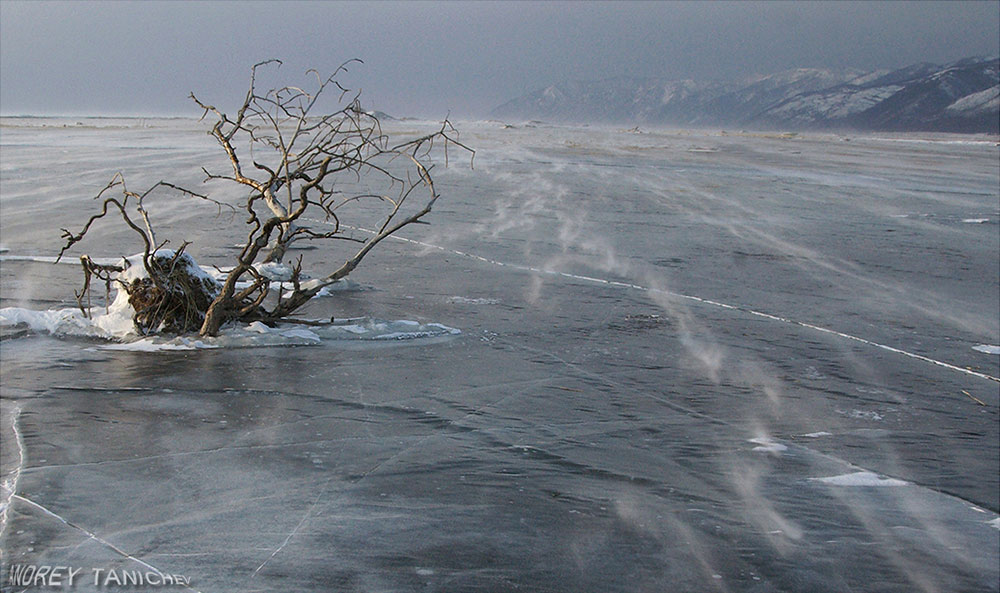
[199, 297, 232, 337]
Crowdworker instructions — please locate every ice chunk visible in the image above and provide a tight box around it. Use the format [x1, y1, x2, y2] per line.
[811, 471, 908, 487]
[103, 337, 219, 351]
[972, 344, 1000, 355]
[1, 307, 114, 339]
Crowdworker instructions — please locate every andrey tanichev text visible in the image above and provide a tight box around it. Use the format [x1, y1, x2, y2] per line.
[7, 564, 191, 588]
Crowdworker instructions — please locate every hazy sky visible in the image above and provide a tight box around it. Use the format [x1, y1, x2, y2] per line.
[1, 1, 998, 118]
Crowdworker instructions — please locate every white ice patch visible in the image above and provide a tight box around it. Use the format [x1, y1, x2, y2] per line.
[962, 218, 990, 224]
[447, 296, 502, 305]
[103, 337, 219, 351]
[360, 321, 462, 341]
[277, 328, 322, 342]
[972, 344, 1000, 355]
[799, 431, 832, 438]
[0, 307, 127, 340]
[279, 279, 361, 299]
[749, 437, 788, 453]
[837, 409, 884, 422]
[254, 262, 297, 282]
[0, 305, 214, 347]
[247, 321, 271, 334]
[988, 518, 1000, 530]
[1, 307, 84, 334]
[811, 471, 909, 487]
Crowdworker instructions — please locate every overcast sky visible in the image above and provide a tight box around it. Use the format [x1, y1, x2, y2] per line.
[1, 1, 998, 118]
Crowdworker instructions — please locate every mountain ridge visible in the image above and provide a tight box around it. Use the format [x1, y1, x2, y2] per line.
[492, 57, 999, 133]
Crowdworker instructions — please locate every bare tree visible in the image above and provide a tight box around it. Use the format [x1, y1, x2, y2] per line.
[58, 59, 473, 338]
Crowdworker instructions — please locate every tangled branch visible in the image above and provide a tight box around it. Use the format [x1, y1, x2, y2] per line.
[192, 60, 473, 335]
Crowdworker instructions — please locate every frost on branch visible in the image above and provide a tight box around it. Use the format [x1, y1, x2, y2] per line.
[58, 59, 473, 337]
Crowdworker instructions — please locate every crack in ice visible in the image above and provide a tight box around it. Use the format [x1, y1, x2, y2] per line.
[0, 403, 25, 542]
[6, 493, 202, 593]
[250, 476, 334, 579]
[246, 347, 563, 579]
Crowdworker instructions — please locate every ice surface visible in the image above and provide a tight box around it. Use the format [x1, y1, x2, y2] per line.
[973, 344, 1000, 354]
[1, 117, 997, 592]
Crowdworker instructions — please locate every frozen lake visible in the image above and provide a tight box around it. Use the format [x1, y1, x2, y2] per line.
[1, 117, 998, 592]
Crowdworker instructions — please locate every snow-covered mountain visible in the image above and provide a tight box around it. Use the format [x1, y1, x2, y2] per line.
[492, 57, 999, 133]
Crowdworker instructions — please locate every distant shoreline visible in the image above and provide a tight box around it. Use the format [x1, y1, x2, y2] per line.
[2, 115, 998, 142]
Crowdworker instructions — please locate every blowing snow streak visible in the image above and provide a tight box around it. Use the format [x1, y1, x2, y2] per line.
[324, 220, 1000, 385]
